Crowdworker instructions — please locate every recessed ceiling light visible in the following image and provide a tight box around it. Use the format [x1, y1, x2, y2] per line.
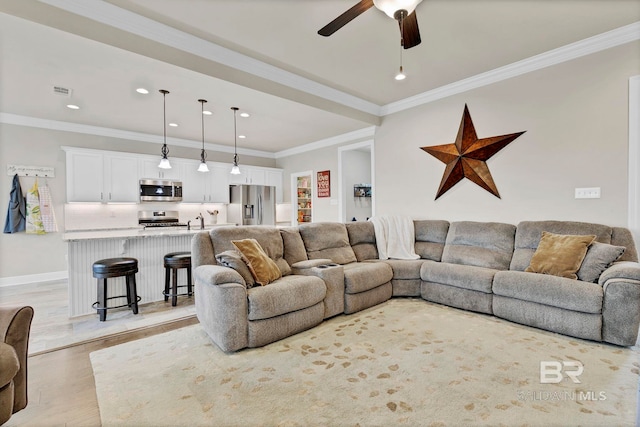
[238, 135, 246, 139]
[203, 110, 212, 115]
[240, 112, 250, 118]
[66, 104, 80, 110]
[169, 123, 178, 127]
[136, 88, 149, 94]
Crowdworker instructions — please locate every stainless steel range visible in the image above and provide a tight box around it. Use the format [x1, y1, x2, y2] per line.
[138, 210, 188, 230]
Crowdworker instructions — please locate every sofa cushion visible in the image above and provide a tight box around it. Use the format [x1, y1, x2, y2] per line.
[611, 227, 638, 262]
[299, 222, 357, 265]
[421, 260, 498, 294]
[210, 226, 290, 276]
[525, 232, 596, 280]
[511, 221, 613, 271]
[215, 250, 255, 288]
[441, 221, 516, 270]
[247, 275, 326, 321]
[343, 262, 393, 294]
[576, 242, 625, 283]
[376, 259, 424, 280]
[346, 222, 378, 261]
[413, 220, 449, 261]
[280, 227, 308, 266]
[232, 239, 282, 286]
[493, 271, 603, 314]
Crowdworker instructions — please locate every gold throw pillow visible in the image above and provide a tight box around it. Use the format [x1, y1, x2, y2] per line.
[232, 238, 282, 286]
[525, 231, 596, 279]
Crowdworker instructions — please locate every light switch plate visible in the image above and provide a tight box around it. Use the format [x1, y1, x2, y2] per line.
[575, 187, 601, 199]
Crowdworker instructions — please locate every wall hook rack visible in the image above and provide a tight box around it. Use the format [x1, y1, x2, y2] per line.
[6, 164, 55, 178]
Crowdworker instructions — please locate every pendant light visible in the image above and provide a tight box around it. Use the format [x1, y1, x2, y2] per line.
[395, 11, 407, 81]
[230, 107, 241, 175]
[158, 89, 172, 169]
[197, 99, 210, 172]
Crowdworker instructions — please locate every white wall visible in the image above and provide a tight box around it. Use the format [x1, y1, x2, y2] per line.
[374, 41, 640, 226]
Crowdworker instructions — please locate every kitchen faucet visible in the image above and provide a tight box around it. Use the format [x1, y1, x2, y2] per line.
[196, 213, 205, 230]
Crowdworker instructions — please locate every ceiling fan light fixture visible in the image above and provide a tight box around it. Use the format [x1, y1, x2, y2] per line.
[373, 0, 422, 18]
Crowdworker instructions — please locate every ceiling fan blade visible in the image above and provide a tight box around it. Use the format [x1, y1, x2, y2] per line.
[318, 0, 375, 37]
[400, 11, 421, 49]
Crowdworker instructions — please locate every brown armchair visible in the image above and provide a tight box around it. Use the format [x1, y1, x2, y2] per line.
[0, 306, 33, 426]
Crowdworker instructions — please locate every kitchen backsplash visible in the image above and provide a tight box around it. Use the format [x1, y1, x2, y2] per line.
[64, 203, 228, 231]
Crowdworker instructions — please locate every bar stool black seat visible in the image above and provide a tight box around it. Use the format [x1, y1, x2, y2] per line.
[92, 257, 140, 321]
[163, 252, 193, 307]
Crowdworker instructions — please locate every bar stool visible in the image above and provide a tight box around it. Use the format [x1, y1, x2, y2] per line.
[92, 257, 140, 321]
[163, 252, 193, 306]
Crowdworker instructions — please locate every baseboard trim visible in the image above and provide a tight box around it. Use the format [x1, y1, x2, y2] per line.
[0, 271, 68, 288]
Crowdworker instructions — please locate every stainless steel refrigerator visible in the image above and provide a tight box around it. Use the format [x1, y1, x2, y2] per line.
[228, 185, 276, 226]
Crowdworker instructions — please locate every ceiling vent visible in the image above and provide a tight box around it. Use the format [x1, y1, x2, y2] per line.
[53, 86, 72, 97]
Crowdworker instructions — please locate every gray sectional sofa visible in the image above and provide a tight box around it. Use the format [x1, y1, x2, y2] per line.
[191, 219, 640, 352]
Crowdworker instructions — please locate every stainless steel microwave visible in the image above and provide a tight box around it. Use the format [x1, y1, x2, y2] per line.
[139, 179, 182, 202]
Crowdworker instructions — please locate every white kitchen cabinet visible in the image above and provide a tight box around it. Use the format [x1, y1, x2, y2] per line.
[228, 165, 266, 185]
[104, 154, 139, 202]
[209, 164, 230, 203]
[266, 169, 283, 204]
[140, 158, 182, 180]
[182, 161, 230, 203]
[65, 150, 139, 203]
[66, 150, 104, 202]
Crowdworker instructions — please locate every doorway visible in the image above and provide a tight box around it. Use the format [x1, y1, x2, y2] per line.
[338, 140, 375, 223]
[291, 171, 313, 225]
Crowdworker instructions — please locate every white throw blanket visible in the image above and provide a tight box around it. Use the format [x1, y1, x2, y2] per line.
[368, 215, 419, 260]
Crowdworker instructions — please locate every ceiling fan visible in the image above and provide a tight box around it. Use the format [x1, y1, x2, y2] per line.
[318, 0, 423, 49]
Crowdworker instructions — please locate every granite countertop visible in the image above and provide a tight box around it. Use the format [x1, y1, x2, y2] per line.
[62, 223, 235, 241]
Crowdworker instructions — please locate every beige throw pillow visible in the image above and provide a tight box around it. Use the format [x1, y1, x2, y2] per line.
[232, 238, 282, 286]
[525, 231, 596, 279]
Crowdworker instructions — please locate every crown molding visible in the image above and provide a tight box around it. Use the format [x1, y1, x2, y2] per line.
[381, 21, 640, 116]
[38, 0, 382, 117]
[275, 126, 376, 159]
[0, 112, 275, 159]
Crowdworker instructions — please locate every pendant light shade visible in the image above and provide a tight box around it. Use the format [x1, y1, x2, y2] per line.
[230, 107, 241, 175]
[158, 89, 172, 169]
[197, 99, 209, 172]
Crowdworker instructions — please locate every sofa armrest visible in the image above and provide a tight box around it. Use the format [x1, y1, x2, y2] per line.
[194, 265, 249, 352]
[599, 262, 640, 346]
[194, 264, 246, 287]
[0, 306, 34, 414]
[291, 261, 345, 318]
[291, 259, 333, 273]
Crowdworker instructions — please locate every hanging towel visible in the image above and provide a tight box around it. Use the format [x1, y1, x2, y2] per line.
[3, 174, 26, 233]
[369, 215, 420, 260]
[25, 179, 45, 235]
[38, 181, 58, 233]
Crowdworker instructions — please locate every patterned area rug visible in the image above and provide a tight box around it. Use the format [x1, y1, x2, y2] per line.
[91, 299, 639, 426]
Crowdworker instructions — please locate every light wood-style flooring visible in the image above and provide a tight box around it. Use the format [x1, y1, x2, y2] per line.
[5, 316, 199, 426]
[1, 280, 199, 426]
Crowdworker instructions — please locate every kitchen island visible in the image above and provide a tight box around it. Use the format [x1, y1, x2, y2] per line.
[63, 225, 233, 317]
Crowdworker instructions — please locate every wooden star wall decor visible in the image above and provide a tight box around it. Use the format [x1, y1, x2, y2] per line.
[420, 104, 525, 200]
